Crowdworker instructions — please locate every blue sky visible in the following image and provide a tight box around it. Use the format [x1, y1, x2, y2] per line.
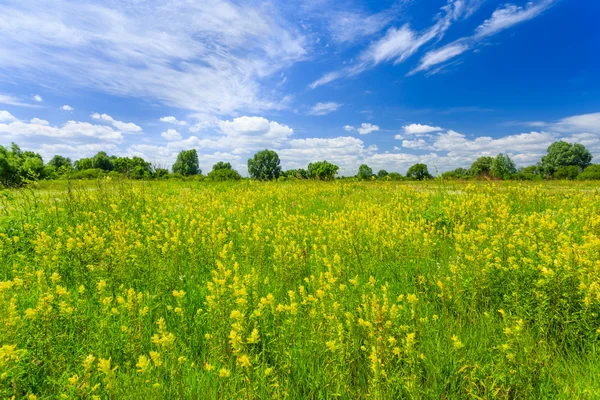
[1, 0, 599, 175]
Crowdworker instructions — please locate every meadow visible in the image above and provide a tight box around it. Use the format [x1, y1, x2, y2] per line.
[1, 179, 599, 399]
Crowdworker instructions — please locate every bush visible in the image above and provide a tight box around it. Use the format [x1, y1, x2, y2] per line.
[69, 168, 106, 180]
[578, 164, 600, 180]
[553, 165, 579, 180]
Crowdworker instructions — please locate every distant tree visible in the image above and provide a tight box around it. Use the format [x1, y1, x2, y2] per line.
[406, 163, 431, 180]
[0, 143, 45, 187]
[541, 141, 592, 175]
[578, 164, 600, 180]
[154, 168, 170, 179]
[307, 160, 339, 181]
[207, 161, 241, 181]
[93, 151, 114, 171]
[442, 168, 469, 180]
[74, 158, 94, 171]
[516, 165, 543, 181]
[469, 156, 493, 177]
[490, 153, 516, 179]
[172, 149, 201, 176]
[48, 155, 71, 169]
[377, 169, 389, 179]
[553, 165, 580, 180]
[248, 149, 281, 180]
[387, 172, 404, 181]
[357, 164, 373, 180]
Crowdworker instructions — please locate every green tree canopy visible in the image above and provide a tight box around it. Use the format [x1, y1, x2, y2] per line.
[357, 164, 373, 180]
[307, 160, 339, 181]
[248, 150, 281, 180]
[48, 155, 72, 169]
[490, 153, 516, 179]
[172, 149, 200, 176]
[93, 151, 114, 171]
[207, 161, 241, 181]
[377, 169, 388, 179]
[469, 156, 493, 177]
[541, 141, 592, 174]
[406, 163, 431, 180]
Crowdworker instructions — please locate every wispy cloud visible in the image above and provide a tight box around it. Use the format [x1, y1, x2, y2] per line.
[0, 93, 41, 108]
[0, 0, 307, 117]
[307, 102, 342, 116]
[32, 94, 43, 102]
[310, 0, 480, 88]
[160, 116, 187, 126]
[411, 0, 556, 74]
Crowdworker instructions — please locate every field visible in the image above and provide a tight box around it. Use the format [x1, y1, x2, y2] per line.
[1, 179, 600, 399]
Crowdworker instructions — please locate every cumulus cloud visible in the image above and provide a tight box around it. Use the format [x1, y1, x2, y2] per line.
[161, 129, 182, 141]
[402, 123, 443, 135]
[60, 105, 74, 111]
[307, 102, 342, 116]
[0, 119, 123, 141]
[0, 110, 16, 122]
[160, 116, 187, 126]
[357, 123, 380, 135]
[344, 125, 354, 132]
[91, 113, 142, 133]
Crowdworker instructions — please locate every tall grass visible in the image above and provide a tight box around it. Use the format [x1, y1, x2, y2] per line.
[0, 179, 599, 398]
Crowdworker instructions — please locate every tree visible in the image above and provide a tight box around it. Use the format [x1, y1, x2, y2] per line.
[307, 160, 339, 181]
[578, 164, 600, 180]
[172, 149, 200, 176]
[377, 170, 389, 179]
[553, 165, 580, 180]
[93, 151, 114, 171]
[406, 163, 431, 180]
[490, 153, 516, 179]
[248, 150, 281, 180]
[469, 156, 493, 177]
[74, 158, 94, 171]
[357, 164, 373, 180]
[387, 172, 403, 181]
[48, 155, 71, 169]
[0, 143, 45, 187]
[442, 168, 469, 180]
[207, 161, 241, 181]
[541, 141, 592, 175]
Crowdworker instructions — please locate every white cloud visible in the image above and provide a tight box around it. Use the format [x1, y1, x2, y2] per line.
[60, 105, 74, 111]
[0, 120, 123, 141]
[36, 143, 120, 162]
[402, 138, 434, 150]
[553, 112, 600, 134]
[91, 113, 142, 133]
[413, 0, 556, 74]
[327, 8, 396, 44]
[32, 94, 43, 102]
[160, 116, 187, 126]
[30, 118, 49, 125]
[402, 123, 443, 135]
[475, 0, 555, 38]
[357, 123, 379, 135]
[0, 110, 16, 122]
[310, 0, 474, 88]
[218, 116, 293, 150]
[0, 0, 306, 117]
[307, 102, 342, 116]
[0, 94, 40, 108]
[344, 125, 354, 132]
[161, 129, 182, 141]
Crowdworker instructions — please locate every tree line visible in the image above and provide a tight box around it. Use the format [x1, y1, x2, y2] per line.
[1, 140, 599, 188]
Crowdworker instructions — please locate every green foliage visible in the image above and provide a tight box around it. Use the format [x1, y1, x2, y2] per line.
[515, 166, 543, 181]
[207, 162, 241, 181]
[48, 155, 72, 169]
[172, 149, 201, 176]
[553, 165, 580, 180]
[74, 157, 94, 171]
[578, 164, 600, 180]
[442, 168, 469, 180]
[93, 151, 114, 171]
[469, 156, 493, 177]
[0, 143, 45, 187]
[356, 164, 373, 180]
[377, 169, 388, 179]
[490, 153, 517, 179]
[541, 141, 592, 174]
[247, 149, 281, 180]
[307, 160, 339, 181]
[406, 163, 431, 180]
[154, 168, 170, 179]
[387, 172, 404, 180]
